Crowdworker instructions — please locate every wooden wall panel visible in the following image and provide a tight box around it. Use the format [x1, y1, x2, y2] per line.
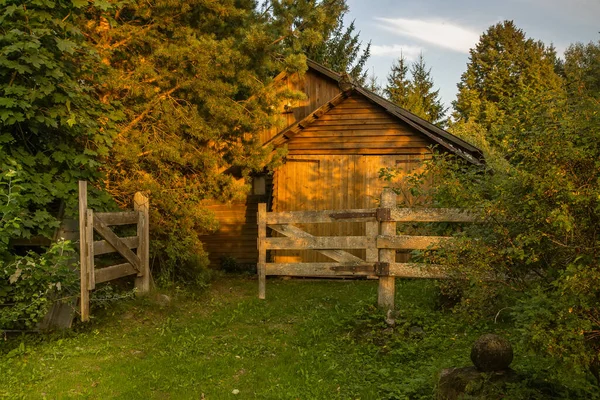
[199, 196, 265, 268]
[272, 154, 429, 263]
[259, 71, 341, 144]
[287, 94, 434, 155]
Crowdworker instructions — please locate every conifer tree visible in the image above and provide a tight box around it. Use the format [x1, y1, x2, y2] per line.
[84, 0, 350, 279]
[385, 53, 447, 127]
[453, 21, 563, 133]
[385, 53, 410, 108]
[306, 13, 371, 84]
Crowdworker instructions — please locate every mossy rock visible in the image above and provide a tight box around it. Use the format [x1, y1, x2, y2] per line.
[470, 334, 513, 372]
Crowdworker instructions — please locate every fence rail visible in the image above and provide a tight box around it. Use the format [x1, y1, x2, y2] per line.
[78, 181, 150, 322]
[257, 189, 476, 310]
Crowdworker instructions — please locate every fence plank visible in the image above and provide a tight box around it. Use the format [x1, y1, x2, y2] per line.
[94, 211, 139, 226]
[86, 209, 95, 291]
[266, 208, 378, 224]
[93, 215, 141, 270]
[265, 236, 374, 250]
[134, 192, 150, 293]
[269, 224, 364, 263]
[95, 263, 138, 284]
[94, 236, 139, 255]
[265, 262, 377, 277]
[389, 263, 447, 279]
[78, 181, 90, 322]
[258, 203, 267, 299]
[391, 208, 476, 222]
[378, 189, 396, 310]
[377, 235, 452, 250]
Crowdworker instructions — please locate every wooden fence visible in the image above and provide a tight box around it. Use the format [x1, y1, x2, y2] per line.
[257, 189, 475, 310]
[78, 181, 150, 321]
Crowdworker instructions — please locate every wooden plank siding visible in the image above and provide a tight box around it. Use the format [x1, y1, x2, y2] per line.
[287, 95, 432, 155]
[260, 70, 342, 144]
[199, 195, 266, 268]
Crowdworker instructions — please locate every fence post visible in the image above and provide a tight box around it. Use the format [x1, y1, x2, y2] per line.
[378, 188, 396, 310]
[78, 181, 90, 322]
[258, 203, 267, 299]
[86, 209, 95, 291]
[134, 192, 150, 293]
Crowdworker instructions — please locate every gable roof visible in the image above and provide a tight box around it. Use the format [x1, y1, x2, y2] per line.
[265, 59, 484, 165]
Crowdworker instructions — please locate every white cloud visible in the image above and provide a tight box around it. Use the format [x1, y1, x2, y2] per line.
[375, 17, 480, 53]
[370, 44, 423, 60]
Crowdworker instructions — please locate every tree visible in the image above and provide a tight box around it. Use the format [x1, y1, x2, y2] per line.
[385, 53, 447, 127]
[452, 21, 563, 140]
[306, 13, 371, 84]
[402, 38, 600, 391]
[84, 0, 350, 282]
[385, 53, 410, 107]
[0, 0, 119, 249]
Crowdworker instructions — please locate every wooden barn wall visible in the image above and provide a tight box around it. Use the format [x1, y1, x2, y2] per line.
[260, 70, 341, 144]
[199, 195, 266, 268]
[272, 154, 430, 263]
[287, 94, 432, 155]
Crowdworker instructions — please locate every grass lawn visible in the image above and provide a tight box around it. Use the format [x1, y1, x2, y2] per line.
[0, 276, 593, 399]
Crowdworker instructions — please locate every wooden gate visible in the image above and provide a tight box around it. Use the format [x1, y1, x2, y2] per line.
[78, 181, 150, 321]
[257, 189, 475, 310]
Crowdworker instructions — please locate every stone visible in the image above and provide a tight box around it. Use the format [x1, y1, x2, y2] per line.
[470, 334, 513, 372]
[157, 294, 171, 307]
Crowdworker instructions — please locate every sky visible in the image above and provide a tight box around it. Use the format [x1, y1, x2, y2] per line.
[344, 0, 600, 111]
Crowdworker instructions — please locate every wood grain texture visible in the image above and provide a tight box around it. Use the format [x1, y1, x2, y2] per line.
[258, 203, 267, 299]
[94, 236, 139, 255]
[93, 214, 141, 270]
[378, 189, 396, 310]
[78, 181, 89, 322]
[134, 192, 150, 293]
[95, 263, 138, 284]
[94, 211, 138, 226]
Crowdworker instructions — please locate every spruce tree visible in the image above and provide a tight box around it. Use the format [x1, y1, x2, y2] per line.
[385, 53, 447, 127]
[453, 21, 563, 132]
[385, 53, 410, 108]
[306, 13, 371, 84]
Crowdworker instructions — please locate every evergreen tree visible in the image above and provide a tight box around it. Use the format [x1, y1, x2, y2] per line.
[385, 53, 447, 127]
[84, 0, 348, 280]
[452, 21, 563, 134]
[405, 54, 447, 126]
[306, 13, 371, 84]
[385, 53, 410, 108]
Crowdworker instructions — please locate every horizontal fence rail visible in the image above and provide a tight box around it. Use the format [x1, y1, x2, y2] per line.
[257, 189, 476, 310]
[79, 182, 150, 322]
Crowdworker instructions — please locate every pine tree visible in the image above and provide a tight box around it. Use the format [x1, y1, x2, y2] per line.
[405, 54, 447, 126]
[306, 13, 371, 84]
[385, 53, 410, 108]
[385, 53, 447, 127]
[84, 0, 349, 279]
[452, 21, 563, 132]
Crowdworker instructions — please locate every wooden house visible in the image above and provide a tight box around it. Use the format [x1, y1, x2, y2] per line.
[200, 60, 483, 267]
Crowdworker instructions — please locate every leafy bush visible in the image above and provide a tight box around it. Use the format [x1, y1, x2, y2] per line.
[0, 240, 78, 331]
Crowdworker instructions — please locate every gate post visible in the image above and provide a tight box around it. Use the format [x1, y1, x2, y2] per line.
[134, 192, 150, 293]
[78, 181, 90, 322]
[257, 203, 267, 299]
[378, 188, 396, 310]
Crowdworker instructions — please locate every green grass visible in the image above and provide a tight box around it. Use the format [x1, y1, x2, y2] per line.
[0, 276, 595, 399]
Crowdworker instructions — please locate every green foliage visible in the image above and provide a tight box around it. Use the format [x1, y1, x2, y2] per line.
[385, 53, 447, 127]
[452, 20, 563, 141]
[0, 0, 121, 244]
[305, 11, 371, 84]
[396, 39, 600, 385]
[0, 240, 78, 331]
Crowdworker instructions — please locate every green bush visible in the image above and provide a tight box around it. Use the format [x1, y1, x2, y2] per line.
[0, 240, 78, 331]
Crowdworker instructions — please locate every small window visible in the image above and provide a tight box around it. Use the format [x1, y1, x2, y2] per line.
[253, 176, 266, 195]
